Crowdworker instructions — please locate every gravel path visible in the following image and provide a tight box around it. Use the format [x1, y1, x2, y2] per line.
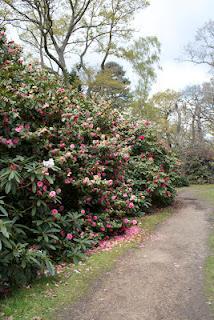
[56, 189, 213, 320]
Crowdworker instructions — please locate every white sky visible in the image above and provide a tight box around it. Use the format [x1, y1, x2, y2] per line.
[7, 0, 214, 94]
[134, 0, 214, 93]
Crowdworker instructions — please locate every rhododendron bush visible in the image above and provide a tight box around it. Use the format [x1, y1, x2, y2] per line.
[0, 31, 177, 288]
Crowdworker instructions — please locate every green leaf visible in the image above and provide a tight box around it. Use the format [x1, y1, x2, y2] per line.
[0, 205, 8, 216]
[0, 225, 10, 238]
[8, 170, 15, 180]
[5, 182, 11, 194]
[32, 207, 37, 216]
[45, 176, 54, 184]
[32, 183, 36, 193]
[2, 237, 13, 249]
[45, 259, 55, 276]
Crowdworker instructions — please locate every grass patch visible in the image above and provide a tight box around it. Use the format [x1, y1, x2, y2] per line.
[205, 233, 214, 309]
[0, 208, 172, 320]
[139, 208, 172, 233]
[188, 185, 214, 311]
[191, 184, 214, 203]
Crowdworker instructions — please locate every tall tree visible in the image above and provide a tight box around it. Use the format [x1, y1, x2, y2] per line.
[90, 61, 132, 109]
[201, 80, 214, 134]
[185, 20, 214, 69]
[150, 90, 181, 147]
[0, 0, 149, 81]
[181, 84, 214, 142]
[122, 36, 161, 100]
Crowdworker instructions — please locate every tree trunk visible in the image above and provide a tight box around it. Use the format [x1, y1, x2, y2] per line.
[57, 50, 69, 83]
[191, 115, 196, 145]
[175, 102, 182, 147]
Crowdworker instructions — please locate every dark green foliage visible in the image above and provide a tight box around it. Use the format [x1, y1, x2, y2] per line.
[174, 175, 190, 188]
[91, 62, 132, 110]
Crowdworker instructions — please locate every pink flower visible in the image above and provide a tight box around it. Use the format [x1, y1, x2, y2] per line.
[143, 120, 151, 126]
[107, 180, 113, 186]
[66, 233, 73, 240]
[83, 177, 90, 185]
[123, 154, 130, 161]
[106, 224, 112, 228]
[15, 125, 24, 133]
[100, 227, 105, 232]
[25, 124, 30, 130]
[43, 185, 47, 192]
[60, 230, 65, 237]
[51, 209, 58, 215]
[12, 137, 19, 145]
[6, 139, 13, 145]
[81, 209, 86, 214]
[111, 195, 117, 200]
[123, 218, 129, 224]
[70, 144, 75, 149]
[51, 149, 58, 156]
[93, 216, 98, 220]
[49, 191, 56, 198]
[123, 193, 128, 198]
[130, 195, 136, 201]
[139, 135, 145, 141]
[132, 219, 138, 225]
[65, 152, 72, 158]
[37, 181, 43, 188]
[128, 202, 135, 209]
[65, 176, 74, 184]
[73, 115, 79, 123]
[57, 88, 65, 93]
[60, 143, 65, 149]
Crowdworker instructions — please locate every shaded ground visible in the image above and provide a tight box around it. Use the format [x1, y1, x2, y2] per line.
[56, 189, 214, 320]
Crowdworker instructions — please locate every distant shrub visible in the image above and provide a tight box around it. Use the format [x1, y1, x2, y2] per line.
[183, 146, 214, 184]
[174, 175, 190, 188]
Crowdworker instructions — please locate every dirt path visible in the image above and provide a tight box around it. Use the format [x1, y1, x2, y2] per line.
[56, 190, 213, 320]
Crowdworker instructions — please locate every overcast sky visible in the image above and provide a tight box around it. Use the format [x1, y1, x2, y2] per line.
[133, 0, 214, 93]
[8, 0, 214, 94]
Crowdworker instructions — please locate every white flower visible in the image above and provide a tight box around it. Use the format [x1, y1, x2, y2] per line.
[93, 175, 101, 181]
[43, 158, 55, 169]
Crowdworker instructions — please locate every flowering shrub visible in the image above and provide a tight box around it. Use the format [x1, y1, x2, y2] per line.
[0, 31, 177, 288]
